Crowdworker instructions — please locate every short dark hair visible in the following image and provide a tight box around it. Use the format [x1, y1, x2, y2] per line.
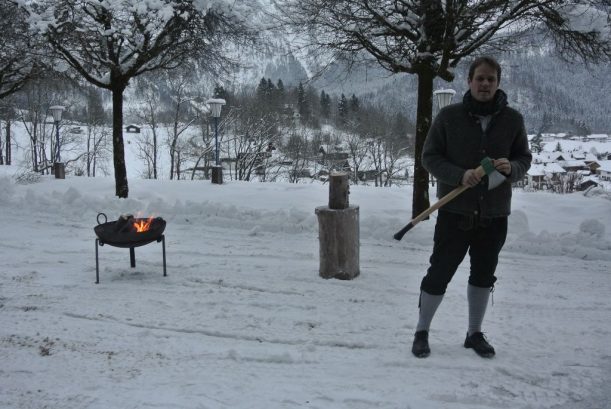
[468, 56, 502, 83]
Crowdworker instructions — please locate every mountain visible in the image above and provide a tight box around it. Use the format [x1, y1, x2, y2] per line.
[301, 51, 611, 134]
[230, 30, 611, 134]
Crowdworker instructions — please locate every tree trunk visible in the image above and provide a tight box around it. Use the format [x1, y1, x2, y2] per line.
[6, 115, 12, 165]
[153, 129, 158, 179]
[86, 127, 92, 176]
[112, 86, 129, 198]
[412, 70, 434, 218]
[0, 122, 4, 165]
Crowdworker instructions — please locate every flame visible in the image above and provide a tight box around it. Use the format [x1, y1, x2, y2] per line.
[133, 217, 154, 233]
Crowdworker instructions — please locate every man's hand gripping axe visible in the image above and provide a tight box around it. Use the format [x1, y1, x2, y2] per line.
[393, 157, 506, 241]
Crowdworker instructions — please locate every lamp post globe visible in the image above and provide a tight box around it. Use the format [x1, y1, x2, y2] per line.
[433, 89, 456, 111]
[205, 98, 226, 184]
[49, 105, 65, 179]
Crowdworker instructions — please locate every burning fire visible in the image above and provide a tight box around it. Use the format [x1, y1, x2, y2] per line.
[133, 217, 154, 233]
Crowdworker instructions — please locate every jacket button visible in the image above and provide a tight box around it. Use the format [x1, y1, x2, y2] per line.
[480, 196, 484, 200]
[474, 210, 479, 215]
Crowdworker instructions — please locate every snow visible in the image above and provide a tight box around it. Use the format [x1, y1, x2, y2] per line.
[1, 162, 611, 408]
[559, 4, 611, 36]
[598, 160, 611, 173]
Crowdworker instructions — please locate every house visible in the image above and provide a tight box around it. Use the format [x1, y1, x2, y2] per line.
[577, 177, 599, 191]
[527, 163, 566, 189]
[547, 151, 567, 161]
[571, 151, 598, 162]
[584, 133, 609, 142]
[596, 160, 611, 181]
[559, 159, 588, 172]
[125, 124, 141, 133]
[531, 152, 552, 164]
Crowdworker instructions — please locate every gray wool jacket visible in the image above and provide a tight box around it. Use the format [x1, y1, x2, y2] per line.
[422, 102, 532, 218]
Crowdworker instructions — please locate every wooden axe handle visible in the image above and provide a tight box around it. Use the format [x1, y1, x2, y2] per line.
[393, 164, 487, 241]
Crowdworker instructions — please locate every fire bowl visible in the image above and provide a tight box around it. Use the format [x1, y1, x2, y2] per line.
[94, 213, 166, 248]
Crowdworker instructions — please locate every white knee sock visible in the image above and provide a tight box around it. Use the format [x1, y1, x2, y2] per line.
[416, 291, 444, 332]
[468, 284, 491, 335]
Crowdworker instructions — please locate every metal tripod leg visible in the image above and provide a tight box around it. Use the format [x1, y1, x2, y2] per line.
[130, 247, 135, 268]
[161, 235, 167, 277]
[95, 239, 100, 284]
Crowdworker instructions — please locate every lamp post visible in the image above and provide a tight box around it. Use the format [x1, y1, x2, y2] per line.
[49, 105, 65, 179]
[430, 90, 455, 187]
[206, 98, 226, 184]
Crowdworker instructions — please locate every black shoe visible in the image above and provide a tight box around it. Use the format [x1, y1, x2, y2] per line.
[464, 332, 495, 358]
[412, 330, 430, 358]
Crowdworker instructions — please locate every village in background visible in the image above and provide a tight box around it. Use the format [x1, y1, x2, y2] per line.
[1, 47, 610, 195]
[1, 76, 610, 196]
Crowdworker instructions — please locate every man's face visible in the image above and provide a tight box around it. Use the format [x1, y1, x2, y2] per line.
[468, 64, 499, 102]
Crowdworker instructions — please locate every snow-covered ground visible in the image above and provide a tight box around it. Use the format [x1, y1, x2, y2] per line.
[1, 164, 610, 409]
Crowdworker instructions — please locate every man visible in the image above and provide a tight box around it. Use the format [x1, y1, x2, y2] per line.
[412, 56, 532, 358]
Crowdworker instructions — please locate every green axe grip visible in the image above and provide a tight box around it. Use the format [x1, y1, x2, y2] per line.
[480, 157, 495, 176]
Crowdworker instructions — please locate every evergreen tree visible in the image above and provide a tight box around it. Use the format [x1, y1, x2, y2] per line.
[297, 82, 309, 122]
[575, 119, 591, 137]
[530, 133, 543, 154]
[266, 78, 277, 110]
[350, 94, 359, 113]
[256, 77, 268, 101]
[320, 90, 331, 119]
[276, 79, 285, 109]
[338, 93, 348, 124]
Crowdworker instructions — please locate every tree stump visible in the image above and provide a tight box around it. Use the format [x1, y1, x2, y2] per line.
[315, 172, 360, 280]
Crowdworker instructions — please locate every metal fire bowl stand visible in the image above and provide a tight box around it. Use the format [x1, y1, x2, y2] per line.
[94, 214, 167, 284]
[95, 236, 166, 284]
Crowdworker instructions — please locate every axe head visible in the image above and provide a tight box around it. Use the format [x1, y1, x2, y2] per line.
[480, 157, 506, 190]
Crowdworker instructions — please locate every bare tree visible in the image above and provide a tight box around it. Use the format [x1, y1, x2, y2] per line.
[17, 79, 57, 173]
[25, 0, 258, 197]
[276, 0, 611, 217]
[367, 138, 385, 187]
[233, 113, 279, 181]
[345, 128, 368, 184]
[162, 71, 196, 180]
[85, 125, 111, 177]
[82, 87, 109, 177]
[0, 102, 16, 165]
[131, 78, 162, 179]
[283, 126, 313, 183]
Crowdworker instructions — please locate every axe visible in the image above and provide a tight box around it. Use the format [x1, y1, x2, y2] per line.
[393, 157, 506, 241]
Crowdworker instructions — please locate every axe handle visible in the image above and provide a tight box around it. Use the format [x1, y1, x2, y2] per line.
[393, 164, 487, 241]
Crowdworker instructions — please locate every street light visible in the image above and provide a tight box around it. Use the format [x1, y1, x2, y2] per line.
[433, 89, 456, 111]
[430, 89, 455, 188]
[49, 105, 65, 179]
[206, 98, 226, 184]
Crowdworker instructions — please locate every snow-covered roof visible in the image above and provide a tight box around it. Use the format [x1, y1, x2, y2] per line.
[528, 163, 566, 176]
[597, 161, 611, 172]
[559, 160, 586, 168]
[584, 153, 598, 162]
[548, 152, 566, 161]
[587, 134, 609, 140]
